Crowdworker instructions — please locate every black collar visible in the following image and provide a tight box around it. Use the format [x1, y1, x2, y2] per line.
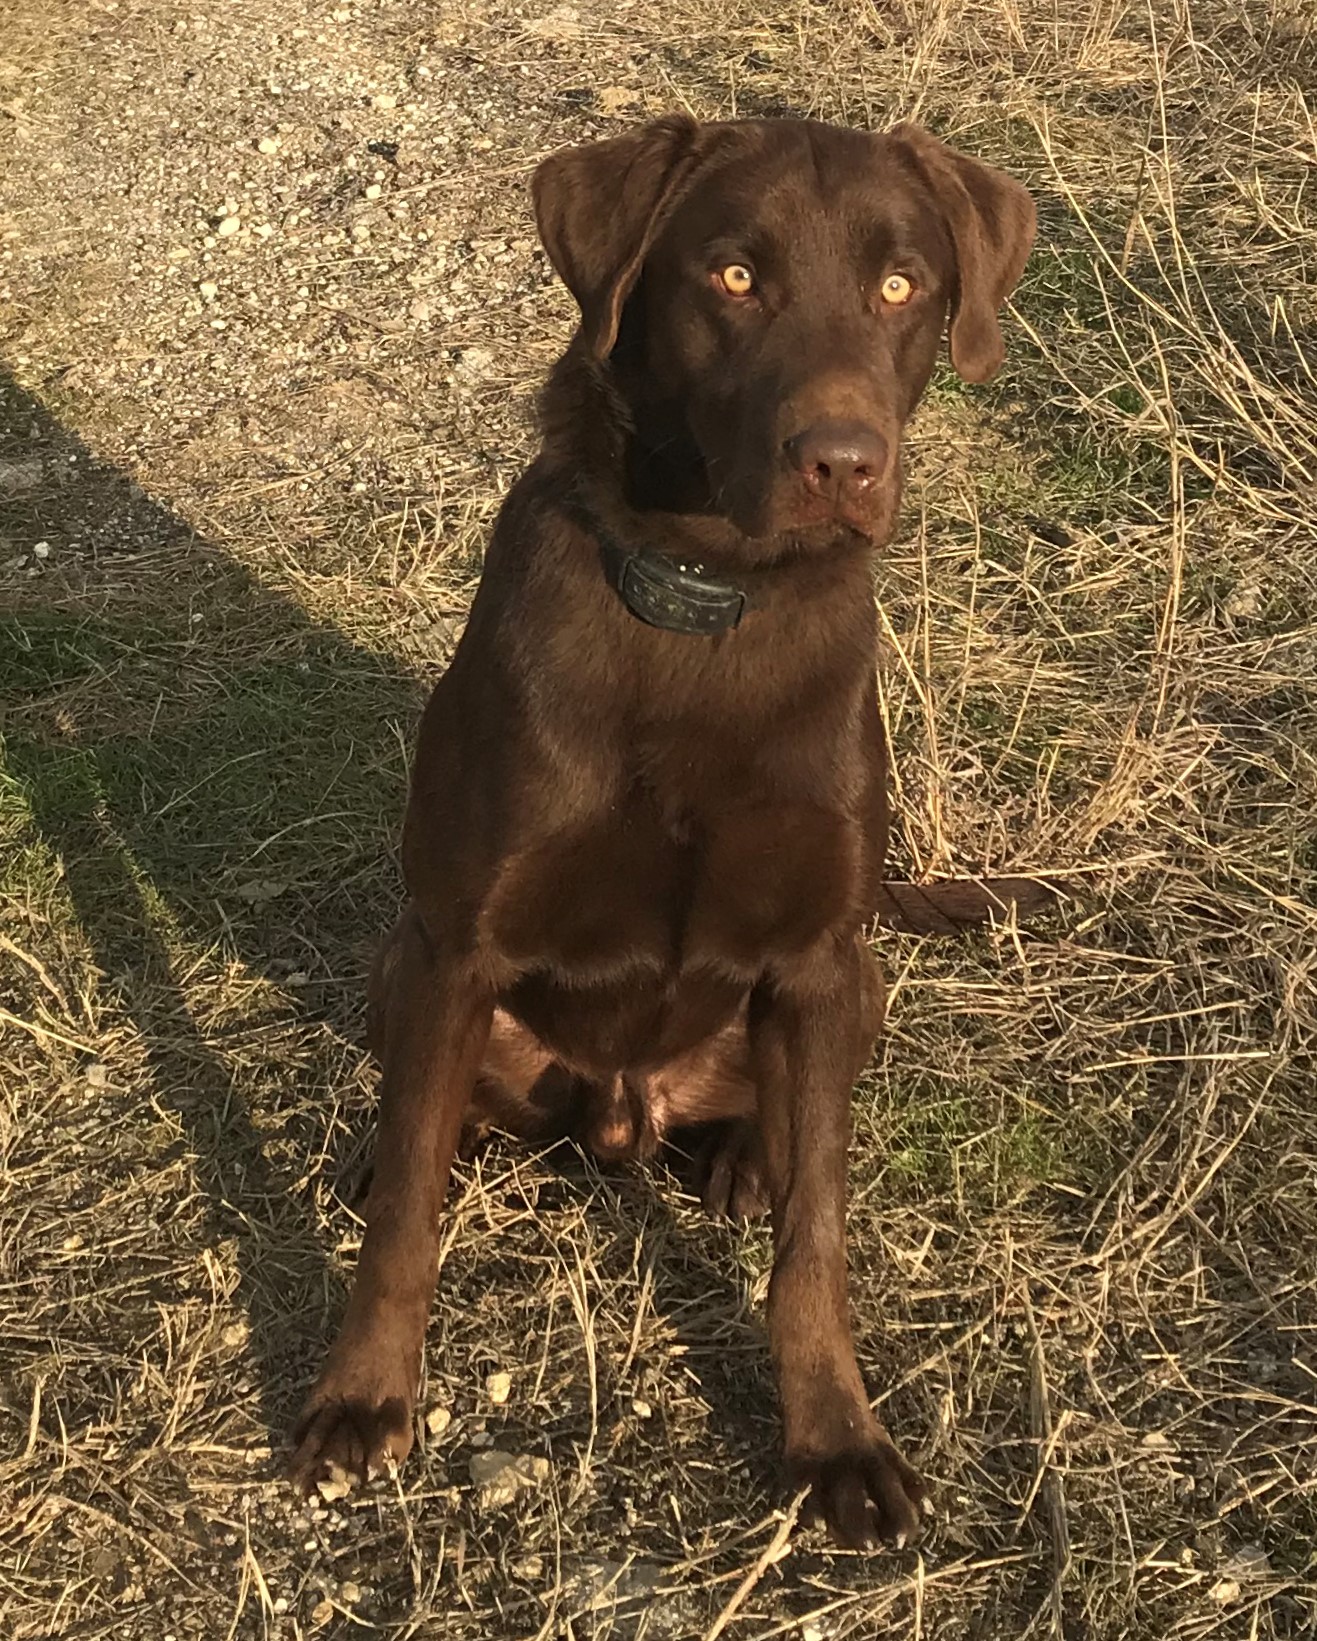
[599, 538, 753, 636]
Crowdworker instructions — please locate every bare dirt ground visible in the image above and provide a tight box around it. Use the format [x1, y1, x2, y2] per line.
[2, 1, 1316, 1636]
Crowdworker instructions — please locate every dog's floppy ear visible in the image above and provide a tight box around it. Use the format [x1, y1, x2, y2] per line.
[890, 123, 1036, 384]
[533, 115, 717, 359]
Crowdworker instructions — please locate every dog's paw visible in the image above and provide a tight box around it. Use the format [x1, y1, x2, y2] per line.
[694, 1120, 770, 1221]
[288, 1381, 415, 1497]
[789, 1439, 926, 1551]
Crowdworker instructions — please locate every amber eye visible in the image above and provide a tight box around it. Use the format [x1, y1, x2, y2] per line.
[716, 263, 756, 297]
[880, 273, 914, 305]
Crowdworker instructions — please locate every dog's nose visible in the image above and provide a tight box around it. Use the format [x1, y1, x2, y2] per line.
[783, 420, 888, 500]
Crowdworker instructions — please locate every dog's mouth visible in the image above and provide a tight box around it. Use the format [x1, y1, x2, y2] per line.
[717, 475, 897, 546]
[785, 488, 887, 537]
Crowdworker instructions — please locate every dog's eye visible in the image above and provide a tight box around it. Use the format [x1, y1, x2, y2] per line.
[879, 273, 914, 306]
[715, 264, 756, 298]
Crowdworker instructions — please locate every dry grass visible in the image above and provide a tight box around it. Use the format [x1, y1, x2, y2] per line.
[2, 0, 1315, 1636]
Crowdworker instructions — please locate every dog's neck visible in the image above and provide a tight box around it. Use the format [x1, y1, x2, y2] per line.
[595, 531, 753, 635]
[542, 347, 879, 626]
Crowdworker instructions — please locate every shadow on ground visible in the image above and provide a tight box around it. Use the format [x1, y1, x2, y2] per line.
[0, 364, 783, 1553]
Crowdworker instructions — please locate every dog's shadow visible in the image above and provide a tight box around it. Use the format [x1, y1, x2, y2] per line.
[1, 367, 789, 1498]
[2, 365, 425, 1444]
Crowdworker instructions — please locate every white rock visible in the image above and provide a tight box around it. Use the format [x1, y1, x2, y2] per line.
[199, 280, 218, 301]
[424, 1405, 452, 1437]
[526, 6, 581, 39]
[598, 86, 637, 115]
[0, 457, 43, 493]
[469, 1450, 551, 1508]
[217, 215, 240, 237]
[365, 183, 382, 200]
[453, 345, 493, 379]
[371, 92, 397, 110]
[315, 1468, 352, 1503]
[257, 136, 279, 155]
[485, 1370, 512, 1405]
[1223, 1545, 1272, 1579]
[1222, 581, 1262, 619]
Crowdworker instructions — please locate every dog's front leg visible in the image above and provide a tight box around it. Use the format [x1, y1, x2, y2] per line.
[290, 905, 493, 1493]
[750, 933, 924, 1550]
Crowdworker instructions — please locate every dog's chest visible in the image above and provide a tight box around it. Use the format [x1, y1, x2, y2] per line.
[483, 785, 858, 985]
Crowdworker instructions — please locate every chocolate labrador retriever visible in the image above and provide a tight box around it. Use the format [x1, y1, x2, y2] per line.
[290, 115, 1041, 1549]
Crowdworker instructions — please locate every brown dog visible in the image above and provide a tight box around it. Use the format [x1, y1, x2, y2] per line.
[290, 116, 1040, 1550]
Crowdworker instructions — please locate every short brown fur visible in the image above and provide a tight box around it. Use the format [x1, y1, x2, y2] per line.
[290, 115, 1043, 1549]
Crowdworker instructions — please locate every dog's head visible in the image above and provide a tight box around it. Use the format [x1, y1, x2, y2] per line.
[534, 116, 1035, 547]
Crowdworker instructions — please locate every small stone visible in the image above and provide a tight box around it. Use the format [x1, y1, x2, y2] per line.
[425, 1405, 452, 1438]
[221, 1321, 248, 1349]
[273, 1597, 288, 1614]
[453, 345, 493, 380]
[257, 136, 279, 154]
[310, 1600, 333, 1625]
[62, 1233, 84, 1251]
[575, 1559, 665, 1611]
[364, 183, 381, 200]
[526, 6, 581, 39]
[0, 457, 43, 493]
[409, 297, 431, 323]
[352, 222, 370, 241]
[315, 1468, 352, 1503]
[1209, 1578, 1241, 1605]
[469, 1450, 551, 1508]
[199, 280, 218, 301]
[598, 86, 637, 115]
[235, 878, 289, 904]
[217, 215, 240, 237]
[1223, 1545, 1272, 1579]
[631, 1397, 652, 1419]
[511, 1554, 543, 1580]
[32, 540, 51, 559]
[339, 1581, 361, 1604]
[485, 1370, 512, 1405]
[371, 92, 397, 110]
[1222, 581, 1262, 619]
